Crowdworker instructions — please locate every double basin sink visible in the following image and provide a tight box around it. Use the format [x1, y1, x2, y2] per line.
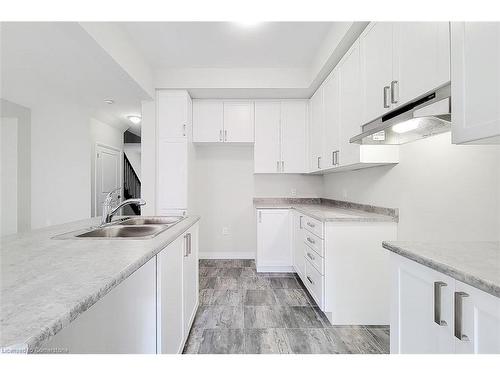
[74, 216, 185, 239]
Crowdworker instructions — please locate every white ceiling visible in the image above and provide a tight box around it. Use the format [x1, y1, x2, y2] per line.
[121, 22, 335, 69]
[1, 22, 150, 134]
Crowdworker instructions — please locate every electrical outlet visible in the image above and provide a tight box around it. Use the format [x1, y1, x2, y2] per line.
[222, 227, 229, 236]
[291, 188, 297, 197]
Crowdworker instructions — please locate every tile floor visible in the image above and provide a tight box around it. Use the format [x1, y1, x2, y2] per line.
[183, 259, 390, 354]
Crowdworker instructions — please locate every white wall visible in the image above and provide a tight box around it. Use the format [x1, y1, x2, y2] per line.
[323, 133, 500, 241]
[30, 96, 92, 229]
[193, 145, 323, 258]
[1, 118, 18, 236]
[90, 118, 126, 217]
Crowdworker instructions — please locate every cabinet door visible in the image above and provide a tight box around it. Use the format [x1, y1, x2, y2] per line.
[256, 209, 292, 272]
[451, 22, 500, 144]
[293, 212, 305, 278]
[322, 68, 341, 170]
[393, 22, 450, 107]
[390, 254, 455, 354]
[339, 41, 361, 166]
[157, 91, 190, 139]
[157, 236, 184, 354]
[223, 101, 255, 142]
[193, 100, 224, 142]
[454, 281, 500, 354]
[309, 87, 324, 172]
[254, 101, 281, 173]
[183, 224, 199, 338]
[281, 100, 308, 173]
[360, 22, 394, 124]
[157, 140, 187, 210]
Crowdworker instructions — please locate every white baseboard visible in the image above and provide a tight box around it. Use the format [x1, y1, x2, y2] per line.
[199, 251, 255, 260]
[256, 265, 295, 273]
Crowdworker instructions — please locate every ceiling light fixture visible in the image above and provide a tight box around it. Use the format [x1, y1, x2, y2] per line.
[127, 115, 142, 125]
[104, 99, 114, 104]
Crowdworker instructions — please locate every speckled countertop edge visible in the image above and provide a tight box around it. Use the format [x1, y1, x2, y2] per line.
[383, 241, 500, 299]
[1, 216, 200, 353]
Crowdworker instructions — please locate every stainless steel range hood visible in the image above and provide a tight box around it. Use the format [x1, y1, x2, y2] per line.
[350, 84, 451, 145]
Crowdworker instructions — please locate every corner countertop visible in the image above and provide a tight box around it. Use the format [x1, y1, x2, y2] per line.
[253, 198, 398, 223]
[383, 241, 500, 299]
[0, 215, 200, 353]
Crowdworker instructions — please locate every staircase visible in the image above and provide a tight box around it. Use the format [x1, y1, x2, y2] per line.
[123, 153, 141, 215]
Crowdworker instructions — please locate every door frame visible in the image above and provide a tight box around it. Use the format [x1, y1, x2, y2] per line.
[94, 142, 123, 216]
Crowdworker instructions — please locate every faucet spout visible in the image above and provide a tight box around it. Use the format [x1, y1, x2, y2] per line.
[101, 194, 146, 226]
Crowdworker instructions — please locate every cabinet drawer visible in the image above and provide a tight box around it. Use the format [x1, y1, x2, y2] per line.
[303, 243, 324, 275]
[304, 259, 324, 308]
[302, 215, 324, 239]
[301, 229, 324, 257]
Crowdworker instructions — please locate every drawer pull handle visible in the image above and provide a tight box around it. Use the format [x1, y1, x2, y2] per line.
[307, 252, 315, 261]
[454, 291, 470, 341]
[434, 281, 447, 326]
[306, 222, 315, 228]
[306, 237, 315, 244]
[307, 276, 314, 285]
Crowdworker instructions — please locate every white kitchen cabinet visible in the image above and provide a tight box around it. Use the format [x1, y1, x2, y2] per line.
[360, 22, 394, 124]
[223, 101, 254, 142]
[322, 67, 341, 170]
[254, 101, 281, 173]
[183, 223, 199, 338]
[390, 254, 455, 354]
[157, 90, 192, 139]
[254, 100, 308, 173]
[157, 139, 187, 211]
[41, 258, 156, 354]
[454, 280, 500, 354]
[157, 235, 184, 354]
[360, 22, 450, 125]
[309, 87, 324, 172]
[390, 253, 500, 354]
[292, 211, 305, 278]
[256, 209, 292, 272]
[393, 22, 450, 107]
[192, 100, 224, 142]
[451, 22, 500, 144]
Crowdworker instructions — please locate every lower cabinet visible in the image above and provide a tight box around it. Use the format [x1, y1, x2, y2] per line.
[41, 258, 157, 354]
[390, 253, 500, 353]
[256, 209, 292, 272]
[157, 223, 199, 354]
[292, 212, 305, 278]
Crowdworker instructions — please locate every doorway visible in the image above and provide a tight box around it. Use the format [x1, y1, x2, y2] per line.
[94, 143, 122, 217]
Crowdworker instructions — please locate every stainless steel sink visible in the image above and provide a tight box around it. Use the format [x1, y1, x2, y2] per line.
[118, 216, 184, 226]
[76, 225, 168, 239]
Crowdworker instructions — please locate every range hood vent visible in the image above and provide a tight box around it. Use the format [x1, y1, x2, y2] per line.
[350, 84, 451, 145]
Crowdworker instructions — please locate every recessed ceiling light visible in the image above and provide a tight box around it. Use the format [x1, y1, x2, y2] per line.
[104, 99, 114, 104]
[127, 115, 142, 125]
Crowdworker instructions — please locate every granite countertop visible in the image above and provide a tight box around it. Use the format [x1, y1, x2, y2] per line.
[253, 198, 398, 223]
[383, 241, 500, 298]
[0, 215, 200, 353]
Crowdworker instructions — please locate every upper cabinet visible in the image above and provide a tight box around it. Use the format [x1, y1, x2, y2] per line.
[360, 22, 450, 125]
[322, 67, 341, 170]
[193, 99, 254, 143]
[309, 87, 325, 172]
[157, 90, 192, 140]
[254, 100, 308, 173]
[451, 22, 500, 144]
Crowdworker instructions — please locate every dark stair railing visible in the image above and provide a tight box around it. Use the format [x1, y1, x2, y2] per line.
[123, 154, 141, 215]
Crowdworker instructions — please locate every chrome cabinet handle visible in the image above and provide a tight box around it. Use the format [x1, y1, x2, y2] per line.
[383, 86, 391, 108]
[332, 151, 335, 166]
[184, 234, 189, 257]
[299, 216, 303, 229]
[307, 276, 314, 285]
[454, 291, 470, 341]
[183, 124, 186, 137]
[224, 130, 227, 141]
[336, 151, 339, 166]
[219, 129, 223, 141]
[187, 233, 192, 255]
[317, 156, 321, 169]
[281, 161, 284, 172]
[391, 80, 399, 104]
[434, 281, 448, 326]
[276, 161, 280, 172]
[307, 252, 315, 261]
[306, 222, 315, 228]
[306, 237, 315, 245]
